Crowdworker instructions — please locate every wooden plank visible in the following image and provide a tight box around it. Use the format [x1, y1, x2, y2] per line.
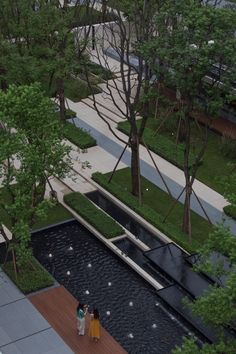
[29, 286, 127, 354]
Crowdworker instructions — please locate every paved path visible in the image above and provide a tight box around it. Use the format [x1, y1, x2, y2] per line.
[0, 270, 72, 354]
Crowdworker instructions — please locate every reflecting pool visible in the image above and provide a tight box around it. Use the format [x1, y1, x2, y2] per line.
[31, 220, 202, 353]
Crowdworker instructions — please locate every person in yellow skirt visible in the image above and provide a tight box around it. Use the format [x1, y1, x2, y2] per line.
[88, 308, 101, 342]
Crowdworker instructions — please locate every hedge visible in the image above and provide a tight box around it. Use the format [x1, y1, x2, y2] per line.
[3, 258, 54, 294]
[65, 109, 77, 119]
[64, 122, 96, 149]
[64, 192, 124, 239]
[92, 172, 199, 253]
[117, 121, 198, 170]
[223, 204, 236, 220]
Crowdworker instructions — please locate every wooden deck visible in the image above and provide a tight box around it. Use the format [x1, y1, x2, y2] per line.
[29, 286, 127, 354]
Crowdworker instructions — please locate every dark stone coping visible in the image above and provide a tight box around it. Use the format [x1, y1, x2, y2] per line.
[144, 243, 213, 298]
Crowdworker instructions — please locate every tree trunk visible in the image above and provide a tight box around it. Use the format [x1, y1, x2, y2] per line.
[56, 78, 66, 121]
[130, 133, 141, 201]
[182, 108, 192, 241]
[182, 182, 192, 242]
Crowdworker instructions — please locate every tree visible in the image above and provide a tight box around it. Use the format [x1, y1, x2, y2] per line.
[142, 0, 236, 239]
[0, 0, 94, 120]
[89, 0, 160, 199]
[172, 225, 236, 353]
[0, 83, 71, 271]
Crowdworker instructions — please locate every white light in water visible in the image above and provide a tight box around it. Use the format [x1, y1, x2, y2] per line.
[87, 263, 92, 268]
[108, 282, 112, 286]
[85, 290, 90, 295]
[128, 333, 134, 339]
[49, 253, 53, 258]
[129, 301, 133, 307]
[155, 302, 159, 307]
[68, 246, 73, 251]
[106, 311, 111, 316]
[66, 271, 71, 276]
[152, 323, 157, 329]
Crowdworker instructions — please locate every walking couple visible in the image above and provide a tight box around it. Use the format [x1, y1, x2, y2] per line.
[77, 303, 101, 341]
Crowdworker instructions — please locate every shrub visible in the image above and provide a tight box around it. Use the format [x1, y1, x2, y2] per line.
[223, 204, 236, 220]
[64, 192, 123, 239]
[64, 122, 96, 148]
[117, 121, 197, 170]
[65, 109, 77, 119]
[87, 62, 115, 80]
[92, 172, 199, 253]
[3, 258, 53, 294]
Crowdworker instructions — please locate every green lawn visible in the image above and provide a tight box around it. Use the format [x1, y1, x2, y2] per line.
[32, 203, 73, 230]
[118, 117, 236, 195]
[64, 192, 123, 239]
[41, 75, 101, 103]
[0, 187, 73, 231]
[103, 168, 213, 247]
[3, 259, 54, 294]
[63, 121, 96, 149]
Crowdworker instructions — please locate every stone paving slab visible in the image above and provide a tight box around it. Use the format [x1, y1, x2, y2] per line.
[0, 299, 50, 346]
[1, 328, 72, 354]
[0, 271, 73, 354]
[0, 271, 24, 306]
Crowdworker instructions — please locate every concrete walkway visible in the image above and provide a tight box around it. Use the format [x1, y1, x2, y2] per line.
[0, 270, 72, 354]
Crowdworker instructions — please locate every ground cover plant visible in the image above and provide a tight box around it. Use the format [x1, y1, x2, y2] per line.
[92, 169, 213, 252]
[3, 258, 54, 294]
[117, 120, 196, 170]
[42, 76, 101, 103]
[64, 192, 124, 239]
[63, 121, 96, 149]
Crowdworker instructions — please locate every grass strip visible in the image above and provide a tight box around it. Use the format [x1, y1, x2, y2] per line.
[92, 170, 213, 253]
[64, 192, 123, 239]
[64, 121, 96, 149]
[117, 121, 197, 170]
[2, 258, 53, 294]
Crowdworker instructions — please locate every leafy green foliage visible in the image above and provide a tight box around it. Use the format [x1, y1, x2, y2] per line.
[92, 172, 201, 252]
[65, 109, 77, 119]
[0, 83, 71, 266]
[64, 192, 123, 239]
[63, 122, 96, 149]
[223, 204, 236, 220]
[173, 225, 236, 353]
[3, 258, 54, 294]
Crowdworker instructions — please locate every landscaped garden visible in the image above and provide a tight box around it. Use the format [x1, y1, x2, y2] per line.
[92, 169, 212, 253]
[118, 116, 236, 196]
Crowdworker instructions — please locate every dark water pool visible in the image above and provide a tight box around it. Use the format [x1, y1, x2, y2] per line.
[31, 221, 200, 354]
[86, 191, 163, 249]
